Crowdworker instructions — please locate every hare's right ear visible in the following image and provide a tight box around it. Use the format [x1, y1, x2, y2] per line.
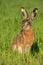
[21, 7, 28, 19]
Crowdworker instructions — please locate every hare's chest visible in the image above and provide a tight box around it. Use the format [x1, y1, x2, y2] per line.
[24, 29, 35, 44]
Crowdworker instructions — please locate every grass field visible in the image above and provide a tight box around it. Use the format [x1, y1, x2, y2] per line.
[0, 0, 43, 65]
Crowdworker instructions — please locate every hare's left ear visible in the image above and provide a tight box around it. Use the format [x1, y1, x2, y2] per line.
[29, 8, 38, 21]
[21, 7, 29, 19]
[32, 8, 38, 17]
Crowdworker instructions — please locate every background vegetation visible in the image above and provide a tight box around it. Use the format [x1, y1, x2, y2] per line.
[0, 0, 43, 65]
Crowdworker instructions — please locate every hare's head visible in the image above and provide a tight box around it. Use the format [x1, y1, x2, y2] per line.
[21, 7, 38, 30]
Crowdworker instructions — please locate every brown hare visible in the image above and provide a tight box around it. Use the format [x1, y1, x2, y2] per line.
[11, 7, 38, 53]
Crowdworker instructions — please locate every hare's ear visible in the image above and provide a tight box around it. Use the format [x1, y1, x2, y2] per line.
[21, 7, 28, 19]
[29, 8, 38, 21]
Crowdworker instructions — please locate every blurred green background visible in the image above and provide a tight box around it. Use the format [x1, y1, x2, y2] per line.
[0, 0, 43, 65]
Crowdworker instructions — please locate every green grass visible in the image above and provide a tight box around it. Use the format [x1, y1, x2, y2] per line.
[0, 0, 43, 65]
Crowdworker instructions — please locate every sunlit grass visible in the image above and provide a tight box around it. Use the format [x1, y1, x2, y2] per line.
[0, 0, 43, 65]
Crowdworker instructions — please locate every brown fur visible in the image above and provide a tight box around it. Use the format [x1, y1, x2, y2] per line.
[11, 7, 38, 53]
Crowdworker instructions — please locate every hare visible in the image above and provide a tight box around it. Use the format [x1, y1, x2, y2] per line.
[11, 7, 38, 53]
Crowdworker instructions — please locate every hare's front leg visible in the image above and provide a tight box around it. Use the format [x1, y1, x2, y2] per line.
[24, 44, 31, 53]
[18, 46, 23, 53]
